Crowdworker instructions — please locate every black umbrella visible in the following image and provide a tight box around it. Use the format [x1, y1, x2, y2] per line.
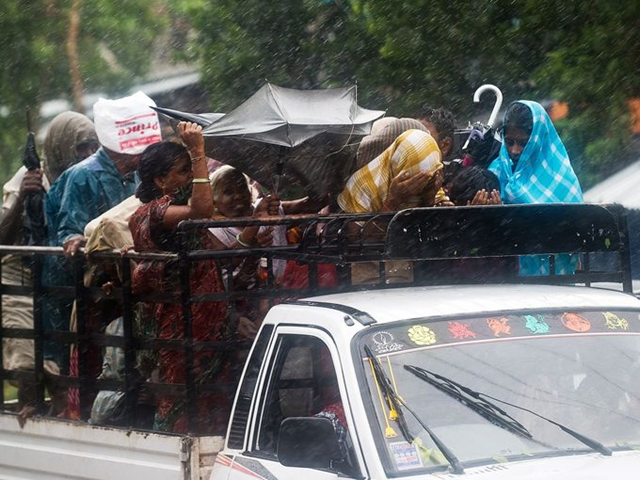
[155, 83, 385, 198]
[151, 106, 224, 128]
[22, 110, 46, 246]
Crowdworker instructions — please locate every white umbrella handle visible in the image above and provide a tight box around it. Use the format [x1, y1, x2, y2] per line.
[473, 84, 503, 129]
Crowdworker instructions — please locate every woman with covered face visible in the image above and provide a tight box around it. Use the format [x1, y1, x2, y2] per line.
[129, 122, 232, 434]
[339, 118, 446, 213]
[338, 119, 445, 285]
[489, 101, 583, 275]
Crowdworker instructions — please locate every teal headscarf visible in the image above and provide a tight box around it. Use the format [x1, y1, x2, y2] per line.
[489, 101, 583, 276]
[489, 100, 582, 204]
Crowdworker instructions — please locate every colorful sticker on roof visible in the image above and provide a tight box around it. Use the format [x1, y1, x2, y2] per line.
[561, 313, 591, 332]
[408, 325, 437, 346]
[371, 331, 406, 354]
[364, 310, 640, 356]
[389, 441, 424, 471]
[603, 312, 629, 330]
[448, 321, 477, 340]
[524, 315, 550, 334]
[487, 317, 511, 337]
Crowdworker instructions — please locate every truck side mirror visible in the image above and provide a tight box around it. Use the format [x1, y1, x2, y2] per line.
[277, 417, 341, 469]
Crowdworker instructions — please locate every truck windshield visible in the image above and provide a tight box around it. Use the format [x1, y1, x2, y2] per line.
[357, 309, 640, 475]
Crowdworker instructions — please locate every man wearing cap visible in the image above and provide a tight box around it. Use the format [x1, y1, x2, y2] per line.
[42, 92, 161, 388]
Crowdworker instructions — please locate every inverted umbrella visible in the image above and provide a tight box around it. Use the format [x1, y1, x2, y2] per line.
[156, 83, 385, 198]
[22, 109, 46, 246]
[151, 107, 224, 128]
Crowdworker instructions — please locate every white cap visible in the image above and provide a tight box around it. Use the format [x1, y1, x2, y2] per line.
[93, 91, 162, 155]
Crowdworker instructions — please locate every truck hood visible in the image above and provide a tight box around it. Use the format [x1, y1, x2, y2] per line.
[429, 450, 640, 479]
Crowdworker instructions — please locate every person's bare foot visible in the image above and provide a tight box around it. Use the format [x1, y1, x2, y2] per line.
[17, 405, 36, 428]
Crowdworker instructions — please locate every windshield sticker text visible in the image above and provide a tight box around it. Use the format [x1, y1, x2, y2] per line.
[389, 441, 423, 471]
[603, 312, 629, 330]
[371, 331, 405, 354]
[524, 314, 550, 334]
[408, 325, 437, 346]
[448, 321, 477, 339]
[487, 317, 511, 337]
[561, 312, 591, 332]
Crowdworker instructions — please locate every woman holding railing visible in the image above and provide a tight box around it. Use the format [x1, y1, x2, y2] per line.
[128, 122, 231, 434]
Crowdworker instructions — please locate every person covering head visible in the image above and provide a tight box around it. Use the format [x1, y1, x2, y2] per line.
[339, 129, 444, 213]
[356, 117, 429, 168]
[416, 106, 456, 161]
[43, 112, 99, 183]
[41, 95, 160, 374]
[93, 91, 161, 155]
[128, 123, 231, 434]
[449, 166, 501, 206]
[489, 100, 583, 205]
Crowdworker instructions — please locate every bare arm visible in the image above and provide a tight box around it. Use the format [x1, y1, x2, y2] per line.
[161, 122, 215, 230]
[383, 170, 434, 211]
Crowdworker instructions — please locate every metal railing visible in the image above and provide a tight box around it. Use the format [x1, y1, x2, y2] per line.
[0, 204, 632, 434]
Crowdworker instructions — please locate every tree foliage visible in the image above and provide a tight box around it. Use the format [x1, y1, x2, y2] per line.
[0, 0, 166, 185]
[524, 0, 640, 186]
[187, 0, 639, 188]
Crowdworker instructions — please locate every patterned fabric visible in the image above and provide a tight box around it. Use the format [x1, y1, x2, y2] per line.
[338, 129, 444, 213]
[356, 118, 429, 168]
[489, 101, 583, 205]
[129, 195, 232, 434]
[489, 101, 583, 276]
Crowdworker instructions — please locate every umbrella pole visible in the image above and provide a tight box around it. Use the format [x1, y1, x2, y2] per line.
[272, 147, 286, 197]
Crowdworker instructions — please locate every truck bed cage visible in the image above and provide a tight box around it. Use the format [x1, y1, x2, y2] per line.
[0, 203, 632, 434]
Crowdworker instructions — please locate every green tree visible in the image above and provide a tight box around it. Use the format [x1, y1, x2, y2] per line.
[524, 0, 640, 187]
[185, 1, 542, 115]
[0, 0, 167, 188]
[180, 0, 640, 187]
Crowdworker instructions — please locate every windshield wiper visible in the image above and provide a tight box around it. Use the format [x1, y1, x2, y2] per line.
[404, 364, 532, 439]
[364, 346, 464, 474]
[404, 364, 612, 457]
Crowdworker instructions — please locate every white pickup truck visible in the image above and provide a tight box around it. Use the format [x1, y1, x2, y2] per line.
[209, 284, 640, 480]
[1, 205, 639, 479]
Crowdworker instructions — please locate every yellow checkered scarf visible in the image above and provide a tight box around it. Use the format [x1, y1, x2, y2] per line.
[338, 129, 443, 213]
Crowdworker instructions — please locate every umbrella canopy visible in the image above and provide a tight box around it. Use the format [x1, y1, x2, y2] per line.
[151, 106, 224, 127]
[457, 123, 502, 168]
[156, 83, 385, 198]
[202, 83, 384, 146]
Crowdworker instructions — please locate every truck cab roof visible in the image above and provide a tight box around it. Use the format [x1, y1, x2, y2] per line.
[299, 284, 640, 324]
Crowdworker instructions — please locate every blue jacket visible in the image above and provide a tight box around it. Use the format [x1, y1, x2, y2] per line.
[45, 147, 138, 246]
[42, 148, 138, 367]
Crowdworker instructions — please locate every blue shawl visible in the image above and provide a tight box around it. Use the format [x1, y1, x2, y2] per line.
[489, 100, 582, 204]
[489, 101, 583, 275]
